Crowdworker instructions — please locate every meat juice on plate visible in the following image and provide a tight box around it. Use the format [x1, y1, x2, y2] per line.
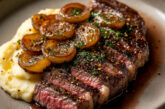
[101, 13, 163, 109]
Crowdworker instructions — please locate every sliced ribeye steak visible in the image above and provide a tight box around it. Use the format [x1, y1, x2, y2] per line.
[33, 0, 149, 109]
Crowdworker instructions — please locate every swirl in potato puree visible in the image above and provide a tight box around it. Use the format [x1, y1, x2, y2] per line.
[0, 9, 60, 102]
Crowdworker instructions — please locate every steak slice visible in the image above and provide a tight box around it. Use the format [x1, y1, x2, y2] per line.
[104, 46, 136, 80]
[71, 67, 110, 104]
[102, 61, 128, 96]
[43, 69, 93, 109]
[33, 81, 90, 109]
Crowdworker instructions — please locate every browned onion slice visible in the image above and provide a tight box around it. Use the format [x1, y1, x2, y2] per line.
[32, 14, 63, 30]
[21, 33, 45, 53]
[75, 23, 100, 49]
[60, 3, 90, 23]
[18, 52, 51, 73]
[94, 10, 125, 29]
[42, 40, 76, 64]
[40, 21, 75, 40]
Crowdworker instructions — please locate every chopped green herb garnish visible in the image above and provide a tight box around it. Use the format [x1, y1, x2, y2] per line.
[100, 28, 123, 38]
[100, 28, 110, 38]
[17, 40, 21, 44]
[116, 31, 122, 36]
[93, 22, 99, 27]
[61, 30, 66, 33]
[77, 41, 84, 48]
[99, 15, 112, 23]
[96, 55, 105, 62]
[100, 28, 106, 33]
[49, 51, 57, 55]
[91, 11, 100, 17]
[122, 25, 136, 33]
[88, 54, 94, 62]
[73, 60, 77, 65]
[114, 37, 120, 41]
[55, 31, 63, 36]
[43, 35, 47, 42]
[75, 8, 80, 12]
[105, 41, 109, 46]
[72, 39, 76, 43]
[37, 39, 41, 42]
[93, 71, 99, 75]
[40, 15, 43, 19]
[55, 31, 59, 33]
[109, 43, 114, 48]
[79, 50, 89, 57]
[105, 41, 114, 48]
[127, 25, 134, 31]
[67, 44, 70, 48]
[70, 8, 80, 16]
[31, 57, 39, 63]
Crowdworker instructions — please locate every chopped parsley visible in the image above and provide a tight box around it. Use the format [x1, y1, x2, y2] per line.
[43, 35, 47, 42]
[72, 39, 77, 43]
[70, 8, 80, 16]
[122, 25, 136, 33]
[77, 41, 84, 48]
[105, 41, 114, 48]
[61, 30, 66, 33]
[127, 25, 134, 31]
[99, 15, 112, 23]
[91, 11, 100, 17]
[79, 50, 89, 57]
[49, 51, 57, 55]
[40, 14, 43, 19]
[96, 54, 105, 62]
[109, 43, 114, 48]
[93, 71, 99, 75]
[100, 28, 123, 38]
[30, 57, 40, 63]
[17, 39, 21, 44]
[55, 31, 63, 36]
[88, 54, 94, 62]
[93, 22, 99, 27]
[114, 37, 120, 41]
[73, 60, 77, 65]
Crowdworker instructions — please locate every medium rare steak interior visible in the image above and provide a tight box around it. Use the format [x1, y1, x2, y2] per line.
[32, 0, 149, 109]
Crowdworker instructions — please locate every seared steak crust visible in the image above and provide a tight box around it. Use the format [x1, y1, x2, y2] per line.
[89, 0, 149, 79]
[33, 0, 149, 109]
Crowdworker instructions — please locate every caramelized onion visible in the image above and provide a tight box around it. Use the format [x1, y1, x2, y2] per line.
[21, 33, 45, 53]
[42, 40, 76, 64]
[40, 21, 75, 40]
[75, 23, 100, 49]
[60, 3, 90, 23]
[32, 14, 63, 30]
[94, 11, 125, 29]
[18, 52, 51, 73]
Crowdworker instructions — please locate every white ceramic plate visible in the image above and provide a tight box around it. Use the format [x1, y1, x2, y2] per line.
[0, 0, 165, 109]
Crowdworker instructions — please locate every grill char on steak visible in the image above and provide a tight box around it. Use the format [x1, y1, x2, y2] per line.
[33, 0, 149, 109]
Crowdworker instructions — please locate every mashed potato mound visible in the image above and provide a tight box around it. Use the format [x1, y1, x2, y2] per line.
[0, 9, 60, 102]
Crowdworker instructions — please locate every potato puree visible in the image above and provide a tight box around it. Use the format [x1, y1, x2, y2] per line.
[0, 9, 60, 102]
